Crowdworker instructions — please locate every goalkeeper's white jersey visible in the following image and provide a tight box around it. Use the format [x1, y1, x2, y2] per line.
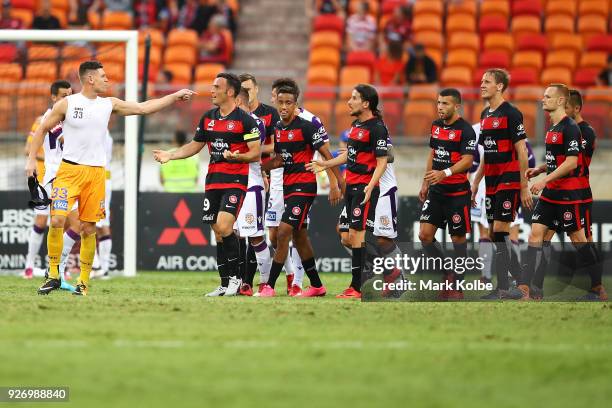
[41, 108, 64, 185]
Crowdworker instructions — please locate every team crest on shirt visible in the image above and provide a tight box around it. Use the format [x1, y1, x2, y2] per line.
[380, 215, 390, 226]
[448, 131, 456, 140]
[503, 200, 512, 210]
[357, 130, 364, 139]
[227, 121, 235, 130]
[245, 213, 255, 224]
[287, 131, 294, 140]
[229, 195, 238, 204]
[552, 135, 558, 143]
[452, 214, 461, 224]
[353, 208, 362, 217]
[492, 119, 500, 128]
[564, 211, 573, 221]
[292, 206, 301, 216]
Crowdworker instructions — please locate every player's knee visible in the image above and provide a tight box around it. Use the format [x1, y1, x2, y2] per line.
[50, 216, 65, 229]
[80, 221, 96, 236]
[34, 215, 48, 228]
[348, 229, 363, 248]
[418, 228, 433, 243]
[277, 225, 292, 244]
[340, 233, 351, 248]
[248, 236, 263, 246]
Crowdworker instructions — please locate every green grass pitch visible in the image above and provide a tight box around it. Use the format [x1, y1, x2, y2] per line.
[1, 272, 612, 408]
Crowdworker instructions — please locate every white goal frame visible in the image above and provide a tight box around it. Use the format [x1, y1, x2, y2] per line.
[0, 30, 138, 277]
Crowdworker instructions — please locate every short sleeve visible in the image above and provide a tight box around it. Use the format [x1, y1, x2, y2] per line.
[268, 109, 280, 138]
[372, 124, 388, 157]
[193, 115, 206, 142]
[460, 123, 477, 156]
[564, 123, 581, 157]
[311, 115, 329, 143]
[242, 114, 261, 143]
[307, 123, 326, 151]
[507, 107, 527, 144]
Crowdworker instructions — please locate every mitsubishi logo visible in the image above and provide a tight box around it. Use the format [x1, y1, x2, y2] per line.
[157, 199, 208, 246]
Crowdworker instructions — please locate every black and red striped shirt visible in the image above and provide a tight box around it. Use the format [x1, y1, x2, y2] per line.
[541, 116, 592, 204]
[345, 117, 388, 186]
[478, 101, 527, 194]
[194, 107, 261, 191]
[578, 120, 596, 172]
[274, 115, 326, 198]
[253, 103, 279, 165]
[429, 117, 477, 196]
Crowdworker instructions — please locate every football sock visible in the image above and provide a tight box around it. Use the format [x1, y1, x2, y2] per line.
[478, 238, 494, 280]
[350, 247, 363, 291]
[283, 249, 295, 276]
[26, 225, 45, 269]
[509, 239, 522, 281]
[254, 241, 272, 284]
[98, 235, 112, 274]
[243, 244, 258, 286]
[267, 261, 284, 289]
[452, 241, 468, 285]
[519, 245, 542, 287]
[577, 242, 601, 289]
[532, 241, 551, 289]
[78, 232, 96, 286]
[291, 247, 304, 288]
[216, 242, 228, 287]
[237, 238, 247, 281]
[223, 233, 240, 280]
[58, 228, 80, 277]
[302, 257, 322, 288]
[47, 226, 64, 279]
[493, 232, 512, 290]
[422, 239, 445, 275]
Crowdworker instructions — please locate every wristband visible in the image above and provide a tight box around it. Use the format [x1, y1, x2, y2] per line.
[444, 168, 452, 177]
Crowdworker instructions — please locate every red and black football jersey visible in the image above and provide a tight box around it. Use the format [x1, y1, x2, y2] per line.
[478, 101, 527, 194]
[194, 107, 261, 191]
[578, 120, 596, 171]
[253, 103, 280, 165]
[274, 115, 326, 198]
[429, 117, 477, 196]
[541, 116, 592, 204]
[345, 117, 388, 186]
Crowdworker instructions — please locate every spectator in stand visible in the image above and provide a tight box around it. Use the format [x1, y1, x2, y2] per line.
[376, 40, 405, 85]
[0, 1, 23, 29]
[103, 0, 133, 12]
[308, 0, 345, 19]
[176, 0, 199, 29]
[379, 5, 411, 50]
[33, 0, 61, 29]
[596, 55, 612, 86]
[190, 0, 235, 36]
[405, 43, 437, 84]
[134, 0, 178, 31]
[197, 14, 227, 64]
[346, 0, 377, 52]
[68, 0, 97, 27]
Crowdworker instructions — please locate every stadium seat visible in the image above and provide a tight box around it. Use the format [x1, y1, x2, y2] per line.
[544, 15, 574, 36]
[10, 8, 34, 27]
[545, 50, 577, 71]
[472, 67, 489, 86]
[446, 14, 476, 34]
[97, 44, 126, 65]
[509, 67, 539, 85]
[310, 31, 342, 49]
[579, 51, 608, 69]
[513, 86, 544, 102]
[303, 101, 332, 132]
[166, 29, 198, 49]
[480, 0, 510, 20]
[27, 45, 59, 62]
[339, 66, 371, 98]
[381, 0, 402, 15]
[584, 86, 612, 103]
[102, 10, 133, 30]
[583, 103, 610, 139]
[50, 0, 70, 12]
[333, 101, 353, 134]
[62, 45, 92, 61]
[510, 16, 541, 42]
[478, 15, 508, 36]
[309, 47, 341, 70]
[346, 50, 376, 75]
[408, 84, 438, 101]
[139, 28, 165, 50]
[546, 0, 577, 18]
[51, 8, 67, 28]
[586, 34, 612, 53]
[17, 81, 49, 97]
[312, 14, 344, 35]
[0, 44, 18, 63]
[512, 51, 544, 71]
[163, 63, 192, 84]
[139, 65, 158, 83]
[413, 31, 444, 51]
[541, 67, 572, 86]
[513, 101, 537, 138]
[403, 101, 436, 138]
[512, 0, 542, 17]
[447, 32, 479, 53]
[551, 34, 583, 57]
[447, 0, 477, 17]
[11, 0, 35, 10]
[164, 45, 196, 66]
[426, 49, 443, 70]
[138, 46, 162, 68]
[578, 0, 609, 18]
[483, 33, 514, 56]
[573, 68, 601, 88]
[103, 62, 125, 82]
[17, 95, 47, 132]
[25, 62, 57, 81]
[440, 66, 471, 87]
[516, 34, 548, 55]
[306, 65, 338, 87]
[193, 63, 224, 92]
[445, 49, 477, 70]
[60, 61, 81, 79]
[0, 63, 22, 81]
[87, 10, 101, 29]
[479, 50, 510, 69]
[577, 15, 607, 41]
[379, 100, 402, 135]
[412, 0, 443, 17]
[220, 29, 234, 65]
[412, 14, 442, 33]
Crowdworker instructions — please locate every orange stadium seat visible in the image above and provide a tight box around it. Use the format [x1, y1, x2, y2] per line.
[512, 0, 542, 17]
[585, 86, 612, 103]
[510, 16, 541, 42]
[509, 67, 538, 85]
[551, 34, 583, 57]
[333, 101, 353, 134]
[310, 31, 342, 49]
[26, 62, 57, 81]
[346, 50, 376, 74]
[0, 44, 18, 63]
[446, 49, 478, 70]
[479, 50, 510, 69]
[412, 0, 443, 17]
[60, 61, 81, 78]
[579, 51, 608, 69]
[17, 96, 48, 132]
[512, 51, 544, 71]
[312, 14, 344, 35]
[62, 45, 92, 61]
[478, 15, 508, 36]
[516, 34, 548, 55]
[303, 101, 332, 131]
[139, 46, 162, 68]
[413, 31, 444, 51]
[163, 63, 192, 84]
[447, 0, 477, 18]
[166, 29, 198, 49]
[0, 63, 22, 81]
[541, 67, 572, 86]
[480, 0, 510, 20]
[309, 47, 340, 70]
[586, 34, 612, 53]
[426, 49, 443, 70]
[483, 33, 514, 56]
[194, 63, 224, 83]
[87, 10, 101, 29]
[513, 86, 544, 102]
[545, 50, 577, 71]
[102, 62, 125, 82]
[408, 84, 438, 101]
[447, 32, 479, 53]
[50, 0, 70, 12]
[573, 68, 601, 87]
[164, 45, 196, 66]
[306, 65, 338, 86]
[102, 10, 132, 30]
[578, 0, 609, 18]
[440, 66, 471, 86]
[11, 8, 34, 27]
[51, 8, 67, 28]
[139, 28, 165, 50]
[445, 14, 476, 34]
[17, 81, 49, 97]
[403, 100, 436, 139]
[544, 15, 574, 36]
[546, 0, 577, 19]
[27, 45, 59, 62]
[577, 15, 608, 41]
[97, 44, 126, 64]
[513, 101, 537, 138]
[339, 66, 370, 98]
[412, 14, 442, 33]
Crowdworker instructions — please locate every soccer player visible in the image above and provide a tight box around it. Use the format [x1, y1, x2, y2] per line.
[228, 86, 270, 296]
[519, 84, 606, 301]
[153, 73, 260, 297]
[259, 85, 341, 297]
[418, 88, 477, 300]
[471, 68, 533, 299]
[93, 130, 113, 280]
[28, 60, 195, 296]
[266, 78, 343, 296]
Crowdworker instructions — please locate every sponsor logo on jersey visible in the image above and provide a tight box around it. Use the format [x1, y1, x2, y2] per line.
[53, 200, 68, 210]
[435, 146, 449, 159]
[266, 211, 276, 221]
[484, 137, 496, 149]
[568, 140, 579, 152]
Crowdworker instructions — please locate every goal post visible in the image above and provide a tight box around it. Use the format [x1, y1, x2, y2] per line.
[0, 29, 139, 277]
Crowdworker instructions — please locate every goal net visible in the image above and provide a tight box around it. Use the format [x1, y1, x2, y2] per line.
[0, 29, 138, 276]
